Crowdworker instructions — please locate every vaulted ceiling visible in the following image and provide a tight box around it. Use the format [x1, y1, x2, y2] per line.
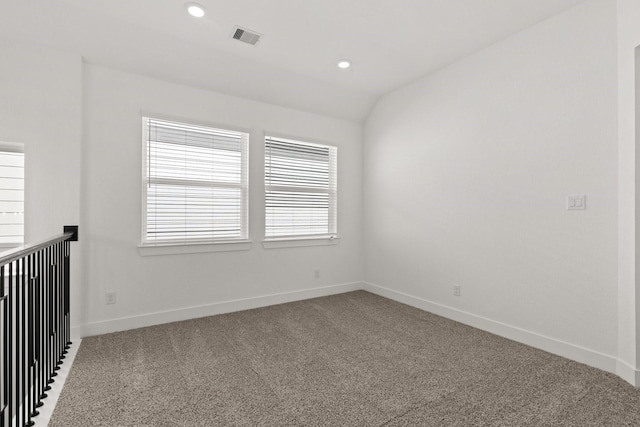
[0, 0, 586, 121]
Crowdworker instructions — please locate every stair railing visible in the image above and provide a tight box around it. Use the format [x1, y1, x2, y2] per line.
[1, 226, 78, 427]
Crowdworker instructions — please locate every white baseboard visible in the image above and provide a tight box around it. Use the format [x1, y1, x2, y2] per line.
[616, 359, 640, 387]
[362, 282, 620, 379]
[32, 339, 82, 427]
[76, 280, 640, 388]
[81, 282, 363, 337]
[71, 325, 83, 342]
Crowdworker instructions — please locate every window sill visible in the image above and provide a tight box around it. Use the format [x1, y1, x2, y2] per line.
[262, 236, 339, 249]
[138, 240, 252, 256]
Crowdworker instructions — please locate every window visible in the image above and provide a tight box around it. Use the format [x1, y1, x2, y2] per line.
[142, 117, 249, 245]
[265, 136, 337, 239]
[0, 144, 24, 248]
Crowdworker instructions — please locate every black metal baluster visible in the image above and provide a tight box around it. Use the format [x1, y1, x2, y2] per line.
[19, 258, 27, 427]
[45, 247, 52, 394]
[51, 244, 58, 377]
[5, 265, 11, 427]
[27, 254, 36, 426]
[60, 242, 67, 356]
[56, 242, 63, 367]
[64, 241, 71, 352]
[59, 242, 66, 358]
[26, 256, 31, 426]
[38, 249, 47, 403]
[51, 244, 57, 376]
[8, 263, 12, 422]
[1, 266, 6, 427]
[25, 256, 32, 427]
[52, 244, 58, 374]
[13, 261, 21, 427]
[4, 264, 10, 427]
[32, 252, 43, 415]
[48, 245, 53, 388]
[10, 263, 22, 425]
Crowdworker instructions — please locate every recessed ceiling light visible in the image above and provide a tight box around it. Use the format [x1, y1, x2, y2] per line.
[185, 2, 206, 18]
[337, 60, 351, 69]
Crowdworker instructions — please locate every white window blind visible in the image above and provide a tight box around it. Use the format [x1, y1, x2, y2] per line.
[0, 147, 24, 247]
[142, 117, 249, 245]
[265, 136, 337, 238]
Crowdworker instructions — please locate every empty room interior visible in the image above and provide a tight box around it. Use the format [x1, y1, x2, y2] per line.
[4, 0, 640, 425]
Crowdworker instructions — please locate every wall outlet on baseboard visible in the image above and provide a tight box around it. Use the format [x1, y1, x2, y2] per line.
[105, 291, 117, 305]
[314, 269, 320, 279]
[453, 285, 461, 297]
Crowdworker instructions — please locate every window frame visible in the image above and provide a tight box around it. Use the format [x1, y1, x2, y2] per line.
[0, 142, 24, 250]
[140, 115, 250, 252]
[264, 134, 338, 244]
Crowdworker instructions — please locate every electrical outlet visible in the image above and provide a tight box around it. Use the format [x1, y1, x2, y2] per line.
[453, 285, 461, 297]
[567, 195, 586, 210]
[105, 291, 117, 305]
[314, 269, 320, 279]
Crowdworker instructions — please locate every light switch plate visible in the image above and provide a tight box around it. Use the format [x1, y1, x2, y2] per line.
[567, 195, 586, 210]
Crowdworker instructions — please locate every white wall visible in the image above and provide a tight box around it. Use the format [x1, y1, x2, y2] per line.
[4, 0, 639, 388]
[81, 64, 363, 334]
[364, 0, 619, 374]
[617, 0, 640, 385]
[0, 41, 83, 334]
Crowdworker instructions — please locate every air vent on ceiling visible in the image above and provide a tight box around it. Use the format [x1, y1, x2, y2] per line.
[231, 26, 262, 46]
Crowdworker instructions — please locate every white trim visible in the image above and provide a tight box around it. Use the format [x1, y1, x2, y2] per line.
[141, 115, 250, 246]
[74, 281, 640, 388]
[264, 135, 338, 239]
[140, 111, 252, 136]
[31, 340, 82, 427]
[138, 240, 252, 256]
[0, 144, 25, 246]
[264, 132, 337, 150]
[81, 282, 363, 337]
[70, 325, 83, 341]
[262, 236, 339, 249]
[362, 282, 619, 378]
[616, 359, 640, 387]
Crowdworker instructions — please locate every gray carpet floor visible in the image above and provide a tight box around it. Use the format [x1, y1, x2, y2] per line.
[50, 291, 640, 426]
